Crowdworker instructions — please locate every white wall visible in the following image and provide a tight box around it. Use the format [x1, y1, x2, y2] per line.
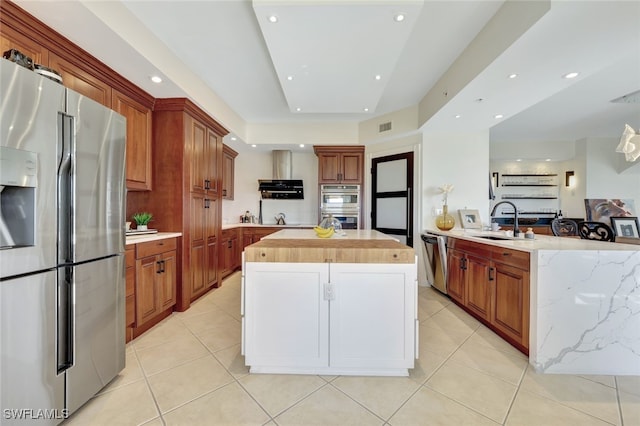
[222, 149, 319, 225]
[583, 138, 640, 209]
[422, 131, 491, 230]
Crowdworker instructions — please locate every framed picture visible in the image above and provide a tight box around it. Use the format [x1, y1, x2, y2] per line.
[584, 199, 636, 223]
[458, 209, 482, 229]
[610, 216, 640, 238]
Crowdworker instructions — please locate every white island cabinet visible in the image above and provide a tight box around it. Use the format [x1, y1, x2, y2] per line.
[242, 230, 418, 376]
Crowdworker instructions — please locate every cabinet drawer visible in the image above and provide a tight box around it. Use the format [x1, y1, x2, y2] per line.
[125, 247, 135, 267]
[491, 247, 530, 271]
[449, 238, 491, 259]
[136, 237, 177, 259]
[126, 294, 135, 327]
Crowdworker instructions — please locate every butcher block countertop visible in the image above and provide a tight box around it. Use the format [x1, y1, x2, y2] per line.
[244, 229, 415, 264]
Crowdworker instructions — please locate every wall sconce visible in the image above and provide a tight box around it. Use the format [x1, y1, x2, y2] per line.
[565, 171, 575, 187]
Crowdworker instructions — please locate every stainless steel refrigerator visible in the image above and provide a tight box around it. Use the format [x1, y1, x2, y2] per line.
[0, 59, 126, 425]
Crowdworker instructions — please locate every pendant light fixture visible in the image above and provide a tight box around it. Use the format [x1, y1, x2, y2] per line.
[616, 124, 640, 162]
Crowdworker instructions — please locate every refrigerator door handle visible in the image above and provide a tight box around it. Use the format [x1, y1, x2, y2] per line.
[57, 266, 74, 372]
[58, 113, 74, 263]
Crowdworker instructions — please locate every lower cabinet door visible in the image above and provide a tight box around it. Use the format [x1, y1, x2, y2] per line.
[465, 254, 491, 321]
[244, 262, 329, 368]
[329, 263, 415, 369]
[491, 262, 530, 349]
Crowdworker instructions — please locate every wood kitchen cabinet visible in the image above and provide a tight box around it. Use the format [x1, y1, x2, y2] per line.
[135, 238, 177, 327]
[241, 227, 280, 250]
[220, 228, 240, 279]
[447, 238, 530, 354]
[313, 145, 365, 184]
[222, 144, 238, 200]
[48, 52, 112, 107]
[1, 1, 156, 193]
[146, 98, 227, 310]
[125, 246, 136, 343]
[112, 89, 153, 191]
[0, 27, 49, 65]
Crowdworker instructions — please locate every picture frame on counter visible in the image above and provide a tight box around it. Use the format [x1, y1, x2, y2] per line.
[458, 209, 482, 229]
[610, 216, 640, 238]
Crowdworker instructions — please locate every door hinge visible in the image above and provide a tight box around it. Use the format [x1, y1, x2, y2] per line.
[323, 283, 335, 301]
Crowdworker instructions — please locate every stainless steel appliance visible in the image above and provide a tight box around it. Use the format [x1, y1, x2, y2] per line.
[320, 184, 360, 229]
[0, 59, 126, 424]
[420, 233, 448, 294]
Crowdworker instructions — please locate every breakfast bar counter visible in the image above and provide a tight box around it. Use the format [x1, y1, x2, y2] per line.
[428, 228, 640, 376]
[241, 229, 418, 376]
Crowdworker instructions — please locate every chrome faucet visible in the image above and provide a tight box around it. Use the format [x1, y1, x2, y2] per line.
[490, 201, 520, 237]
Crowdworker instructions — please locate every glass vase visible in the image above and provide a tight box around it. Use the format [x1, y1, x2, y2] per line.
[435, 205, 455, 231]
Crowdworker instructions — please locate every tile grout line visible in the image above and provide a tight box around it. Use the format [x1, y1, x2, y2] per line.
[500, 358, 530, 425]
[130, 345, 167, 426]
[614, 376, 624, 426]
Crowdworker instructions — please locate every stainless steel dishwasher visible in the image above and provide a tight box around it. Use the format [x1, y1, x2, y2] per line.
[420, 233, 448, 295]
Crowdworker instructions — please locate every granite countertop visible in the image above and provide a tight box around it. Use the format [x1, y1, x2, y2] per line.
[125, 232, 182, 246]
[425, 228, 638, 252]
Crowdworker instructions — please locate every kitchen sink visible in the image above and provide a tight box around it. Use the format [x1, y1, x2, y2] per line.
[474, 235, 513, 240]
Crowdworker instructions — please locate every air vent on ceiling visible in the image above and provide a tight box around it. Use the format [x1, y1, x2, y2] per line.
[379, 121, 392, 133]
[611, 90, 640, 104]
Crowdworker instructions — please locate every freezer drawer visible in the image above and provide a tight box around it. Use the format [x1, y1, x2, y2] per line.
[65, 255, 125, 414]
[1, 270, 65, 425]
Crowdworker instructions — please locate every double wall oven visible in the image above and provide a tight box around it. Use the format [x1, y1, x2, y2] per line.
[320, 184, 360, 229]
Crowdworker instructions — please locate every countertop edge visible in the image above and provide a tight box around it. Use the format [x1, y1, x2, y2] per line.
[126, 232, 182, 246]
[424, 228, 639, 252]
[222, 223, 316, 230]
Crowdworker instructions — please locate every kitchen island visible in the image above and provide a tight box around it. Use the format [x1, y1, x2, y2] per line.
[241, 229, 418, 376]
[428, 229, 640, 376]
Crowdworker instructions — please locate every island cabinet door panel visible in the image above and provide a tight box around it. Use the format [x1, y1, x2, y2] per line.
[329, 263, 416, 369]
[244, 262, 329, 368]
[465, 254, 492, 321]
[491, 262, 530, 349]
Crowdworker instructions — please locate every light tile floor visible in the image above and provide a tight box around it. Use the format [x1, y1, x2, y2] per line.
[65, 272, 639, 425]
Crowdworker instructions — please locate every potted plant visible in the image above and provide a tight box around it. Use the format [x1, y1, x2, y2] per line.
[132, 212, 153, 231]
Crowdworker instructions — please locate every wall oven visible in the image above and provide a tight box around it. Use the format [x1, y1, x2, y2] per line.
[320, 184, 360, 229]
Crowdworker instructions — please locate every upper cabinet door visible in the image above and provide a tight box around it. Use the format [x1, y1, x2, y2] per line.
[206, 129, 219, 196]
[314, 146, 364, 184]
[222, 144, 238, 200]
[190, 118, 208, 193]
[48, 52, 112, 107]
[1, 29, 49, 66]
[112, 89, 152, 191]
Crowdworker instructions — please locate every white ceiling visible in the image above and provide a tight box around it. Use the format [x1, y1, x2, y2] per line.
[14, 0, 640, 150]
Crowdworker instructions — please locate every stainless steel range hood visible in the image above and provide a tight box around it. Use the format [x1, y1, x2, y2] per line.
[258, 150, 304, 199]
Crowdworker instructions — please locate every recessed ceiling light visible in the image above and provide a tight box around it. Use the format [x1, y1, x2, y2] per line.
[363, 108, 369, 112]
[230, 136, 237, 141]
[516, 159, 522, 162]
[287, 75, 293, 81]
[268, 15, 278, 23]
[375, 75, 381, 81]
[494, 114, 504, 119]
[296, 107, 301, 112]
[545, 158, 551, 162]
[150, 75, 162, 83]
[508, 73, 518, 79]
[455, 114, 461, 119]
[394, 13, 405, 22]
[563, 72, 579, 79]
[299, 144, 304, 148]
[251, 144, 257, 148]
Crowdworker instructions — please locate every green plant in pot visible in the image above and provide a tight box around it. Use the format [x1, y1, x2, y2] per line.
[132, 212, 153, 231]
